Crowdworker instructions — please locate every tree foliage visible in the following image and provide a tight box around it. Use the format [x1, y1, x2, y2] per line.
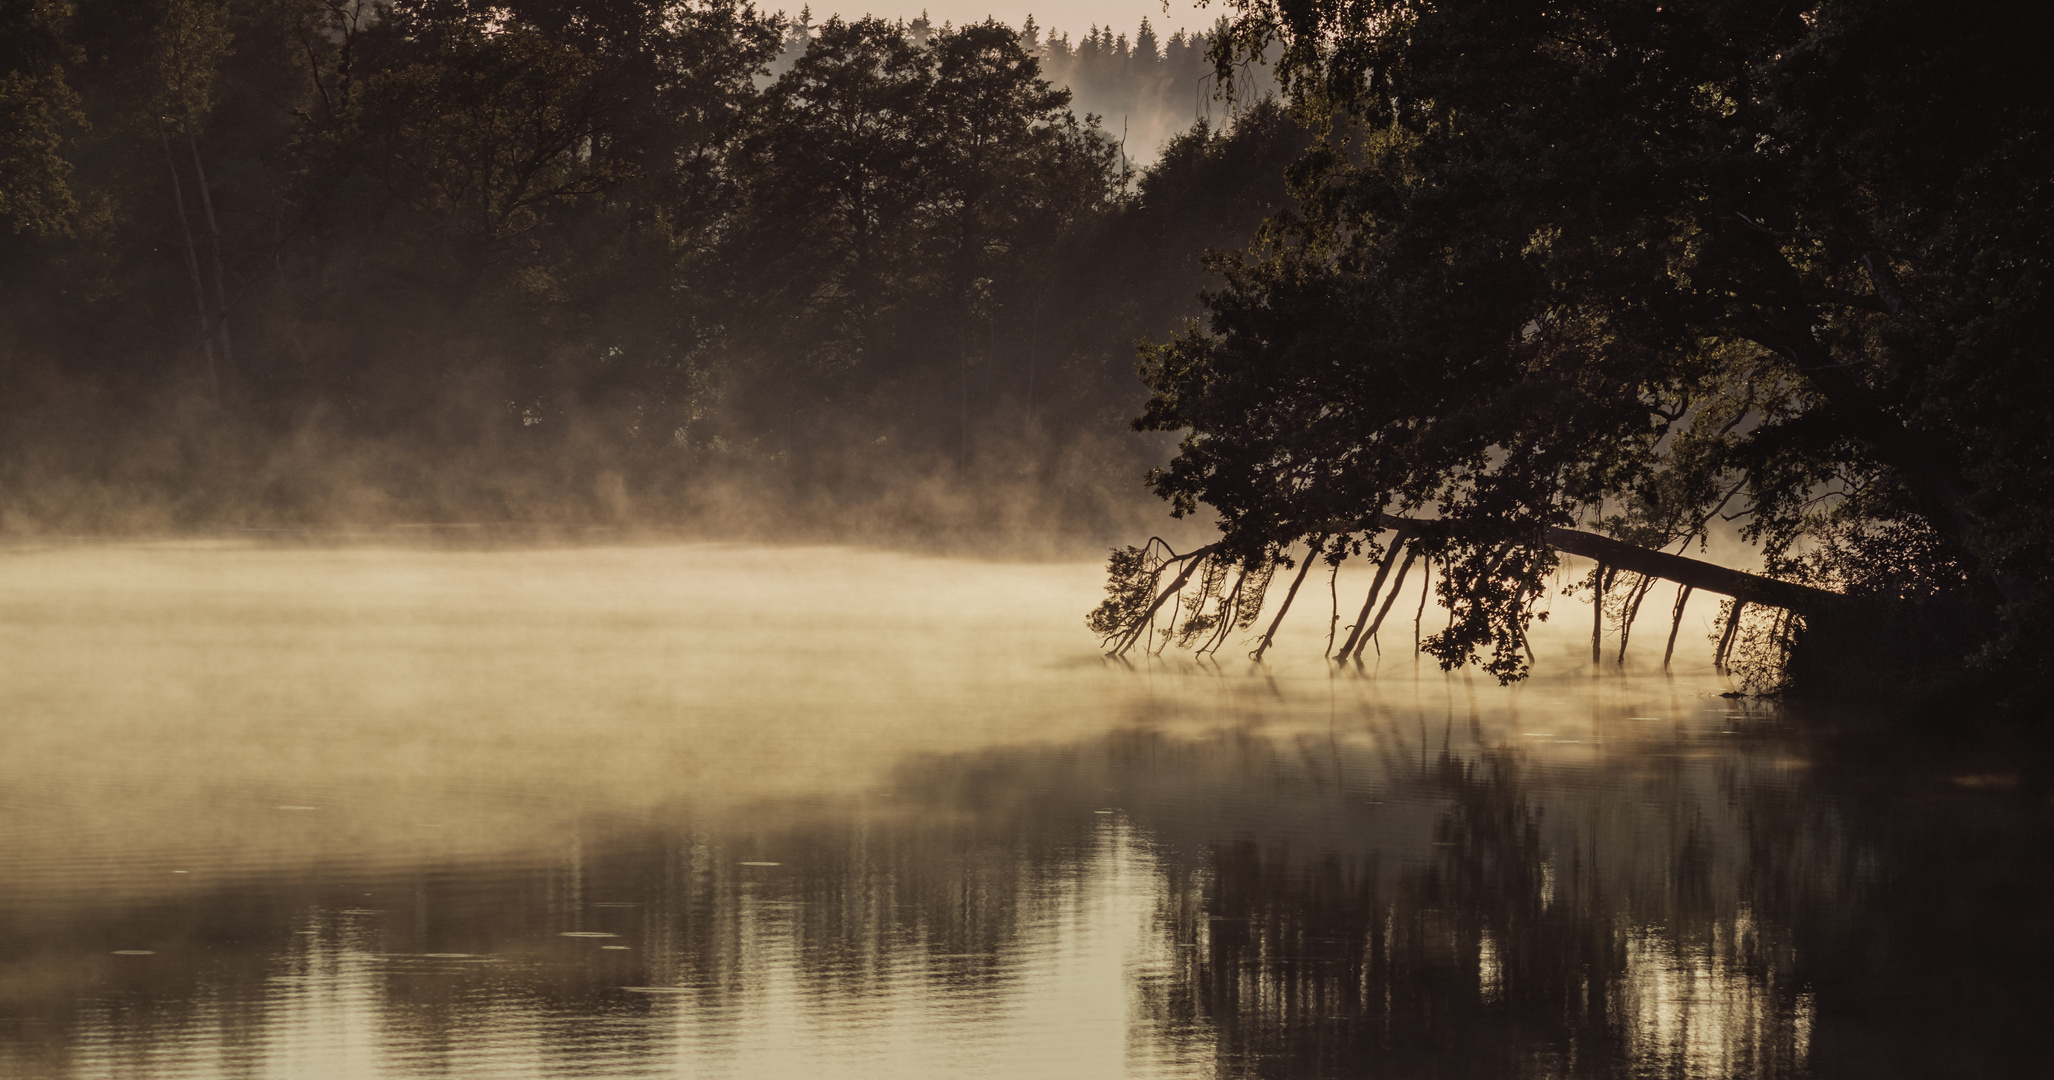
[0, 5, 1302, 529]
[1105, 0, 2053, 690]
[0, 0, 84, 234]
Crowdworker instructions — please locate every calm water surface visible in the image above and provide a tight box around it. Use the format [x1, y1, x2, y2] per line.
[0, 541, 2046, 1079]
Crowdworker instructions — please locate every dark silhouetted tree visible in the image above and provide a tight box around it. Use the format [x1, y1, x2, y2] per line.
[1090, 0, 2054, 696]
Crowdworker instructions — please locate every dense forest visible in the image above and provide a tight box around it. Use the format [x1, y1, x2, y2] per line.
[776, 10, 1270, 165]
[1032, 15, 1275, 161]
[13, 0, 2048, 698]
[0, 0, 1299, 532]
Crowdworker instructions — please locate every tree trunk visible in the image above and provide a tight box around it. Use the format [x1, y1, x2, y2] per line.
[161, 134, 218, 399]
[185, 130, 234, 380]
[1370, 514, 1844, 616]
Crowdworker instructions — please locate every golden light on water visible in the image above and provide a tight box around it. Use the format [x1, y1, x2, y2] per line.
[2, 543, 1122, 873]
[0, 540, 1902, 1078]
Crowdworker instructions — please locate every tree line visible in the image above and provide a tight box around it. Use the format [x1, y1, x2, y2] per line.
[1030, 15, 1275, 160]
[774, 11, 1270, 167]
[0, 0, 1304, 528]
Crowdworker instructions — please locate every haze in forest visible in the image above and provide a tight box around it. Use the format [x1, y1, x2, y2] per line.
[877, 0, 1220, 37]
[3, 0, 2050, 703]
[5, 4, 2054, 1073]
[0, 0, 1284, 552]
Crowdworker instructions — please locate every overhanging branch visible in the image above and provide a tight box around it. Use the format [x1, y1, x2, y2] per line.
[1371, 513, 1844, 615]
[1092, 514, 1848, 665]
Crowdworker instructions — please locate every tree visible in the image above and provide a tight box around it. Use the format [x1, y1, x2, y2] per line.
[1090, 0, 2054, 694]
[287, 0, 778, 432]
[921, 20, 1099, 461]
[720, 17, 1121, 453]
[0, 5, 1289, 533]
[147, 0, 237, 393]
[0, 0, 82, 235]
[728, 15, 930, 411]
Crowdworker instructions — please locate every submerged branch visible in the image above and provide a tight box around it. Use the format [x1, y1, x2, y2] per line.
[1091, 513, 1847, 669]
[1087, 541, 1223, 657]
[1617, 573, 1657, 663]
[1591, 563, 1610, 664]
[1335, 530, 1411, 659]
[1663, 585, 1693, 668]
[1252, 537, 1322, 661]
[1714, 600, 1748, 669]
[1348, 541, 1418, 662]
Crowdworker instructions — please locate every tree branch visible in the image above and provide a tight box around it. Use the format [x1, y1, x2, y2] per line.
[1368, 513, 1844, 615]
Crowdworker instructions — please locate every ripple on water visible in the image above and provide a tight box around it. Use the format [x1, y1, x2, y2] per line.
[0, 542, 2041, 1079]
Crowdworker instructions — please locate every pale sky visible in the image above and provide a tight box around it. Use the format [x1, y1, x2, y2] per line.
[799, 0, 1228, 38]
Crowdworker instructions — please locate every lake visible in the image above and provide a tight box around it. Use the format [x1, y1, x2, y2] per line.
[0, 540, 2045, 1078]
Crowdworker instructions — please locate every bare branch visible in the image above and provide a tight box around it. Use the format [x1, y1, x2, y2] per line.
[1335, 529, 1411, 659]
[1252, 537, 1322, 662]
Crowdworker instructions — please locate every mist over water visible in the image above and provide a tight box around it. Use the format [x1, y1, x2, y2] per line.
[1, 541, 2044, 1078]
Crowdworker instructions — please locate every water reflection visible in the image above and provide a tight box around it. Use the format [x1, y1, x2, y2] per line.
[0, 542, 2046, 1078]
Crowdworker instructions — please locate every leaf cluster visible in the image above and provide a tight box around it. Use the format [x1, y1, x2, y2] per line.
[1117, 0, 2054, 683]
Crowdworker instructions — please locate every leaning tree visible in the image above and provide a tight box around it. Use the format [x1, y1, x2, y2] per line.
[1089, 0, 2053, 694]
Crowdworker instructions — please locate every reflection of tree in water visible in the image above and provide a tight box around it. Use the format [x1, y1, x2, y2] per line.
[5, 718, 2050, 1079]
[1123, 734, 1815, 1079]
